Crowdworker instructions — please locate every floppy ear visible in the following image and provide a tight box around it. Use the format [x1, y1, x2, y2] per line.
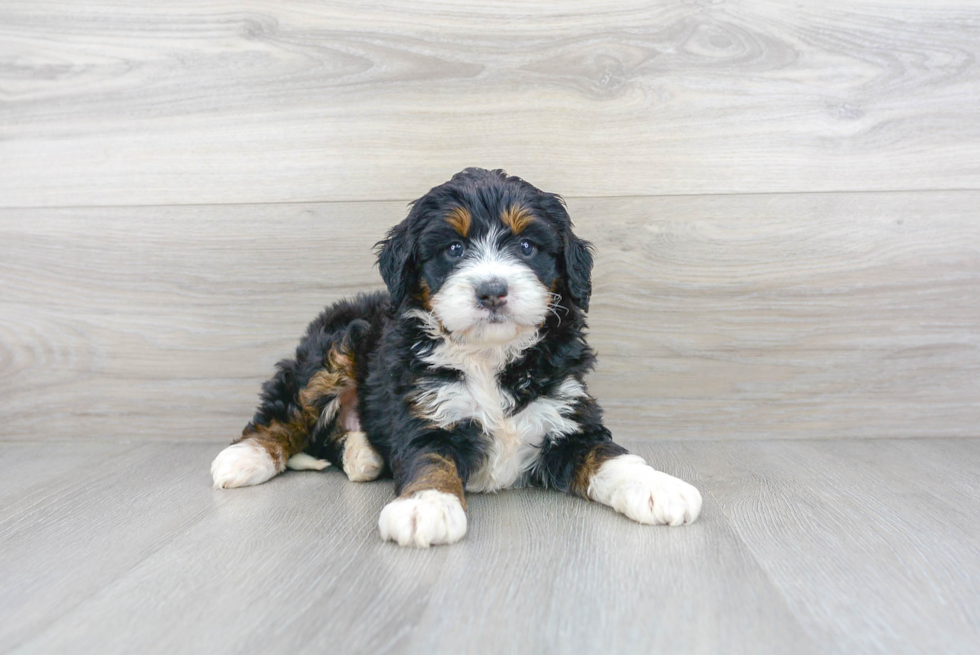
[563, 231, 595, 312]
[541, 192, 595, 312]
[375, 217, 414, 309]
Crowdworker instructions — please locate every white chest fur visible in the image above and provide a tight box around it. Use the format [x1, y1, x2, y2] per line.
[414, 336, 585, 493]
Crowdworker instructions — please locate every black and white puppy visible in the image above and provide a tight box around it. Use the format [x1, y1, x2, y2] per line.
[211, 168, 701, 547]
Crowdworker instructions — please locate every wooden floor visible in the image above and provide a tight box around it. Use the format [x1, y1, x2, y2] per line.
[2, 437, 978, 655]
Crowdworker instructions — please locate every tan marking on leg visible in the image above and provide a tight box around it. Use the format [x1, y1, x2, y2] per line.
[401, 453, 466, 509]
[301, 344, 358, 448]
[570, 444, 622, 499]
[446, 206, 471, 237]
[237, 344, 357, 469]
[501, 205, 534, 234]
[239, 412, 310, 471]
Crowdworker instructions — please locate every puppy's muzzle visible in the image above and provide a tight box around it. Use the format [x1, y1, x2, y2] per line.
[475, 278, 508, 311]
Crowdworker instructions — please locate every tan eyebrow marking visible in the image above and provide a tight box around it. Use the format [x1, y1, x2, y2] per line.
[446, 206, 471, 237]
[501, 205, 534, 234]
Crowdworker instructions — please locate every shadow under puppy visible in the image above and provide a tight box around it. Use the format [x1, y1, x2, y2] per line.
[211, 168, 701, 547]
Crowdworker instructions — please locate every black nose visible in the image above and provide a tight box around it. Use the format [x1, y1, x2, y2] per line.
[475, 279, 508, 310]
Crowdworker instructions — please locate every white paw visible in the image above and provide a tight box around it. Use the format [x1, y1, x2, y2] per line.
[211, 440, 279, 489]
[378, 490, 467, 548]
[589, 454, 702, 526]
[286, 452, 331, 471]
[342, 431, 383, 482]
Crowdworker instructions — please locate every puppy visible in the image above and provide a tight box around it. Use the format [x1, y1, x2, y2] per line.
[211, 168, 701, 547]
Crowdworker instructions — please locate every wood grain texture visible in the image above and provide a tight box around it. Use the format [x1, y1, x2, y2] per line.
[0, 441, 135, 507]
[0, 443, 225, 651]
[2, 439, 978, 654]
[2, 0, 979, 207]
[400, 443, 815, 655]
[11, 452, 818, 655]
[684, 438, 980, 655]
[1, 191, 977, 442]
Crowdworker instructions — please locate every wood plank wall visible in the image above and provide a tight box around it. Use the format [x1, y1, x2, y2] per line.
[1, 1, 978, 441]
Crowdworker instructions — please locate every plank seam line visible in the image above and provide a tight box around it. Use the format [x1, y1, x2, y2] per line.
[4, 436, 978, 447]
[1, 187, 979, 212]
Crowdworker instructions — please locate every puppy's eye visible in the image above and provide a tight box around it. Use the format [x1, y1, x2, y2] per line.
[447, 242, 465, 258]
[520, 239, 535, 257]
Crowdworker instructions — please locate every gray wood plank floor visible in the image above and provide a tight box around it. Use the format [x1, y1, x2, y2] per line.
[3, 191, 977, 443]
[2, 438, 977, 655]
[2, 0, 979, 206]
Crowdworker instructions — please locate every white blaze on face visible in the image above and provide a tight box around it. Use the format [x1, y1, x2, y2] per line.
[430, 228, 551, 345]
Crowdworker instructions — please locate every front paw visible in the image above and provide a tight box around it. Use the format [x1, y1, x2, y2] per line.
[589, 454, 702, 526]
[378, 490, 467, 548]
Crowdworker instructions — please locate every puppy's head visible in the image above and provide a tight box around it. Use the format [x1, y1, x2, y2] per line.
[377, 168, 593, 345]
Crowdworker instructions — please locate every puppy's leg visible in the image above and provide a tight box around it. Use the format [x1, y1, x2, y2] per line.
[212, 342, 356, 489]
[212, 419, 309, 490]
[539, 435, 702, 527]
[577, 443, 702, 526]
[304, 384, 383, 483]
[299, 429, 383, 482]
[340, 430, 384, 482]
[379, 451, 468, 548]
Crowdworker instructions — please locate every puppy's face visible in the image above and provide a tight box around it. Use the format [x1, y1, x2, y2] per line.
[378, 168, 594, 345]
[418, 204, 555, 344]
